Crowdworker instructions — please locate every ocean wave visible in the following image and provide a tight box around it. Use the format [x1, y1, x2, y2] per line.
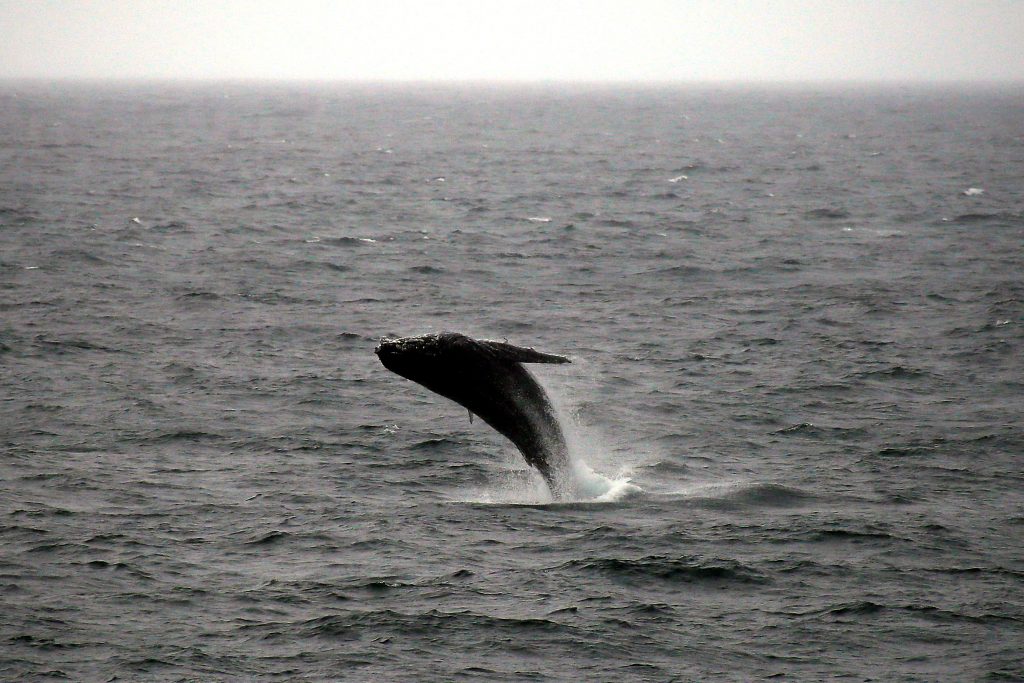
[175, 290, 220, 301]
[408, 264, 444, 274]
[783, 600, 1023, 627]
[671, 482, 817, 509]
[320, 236, 378, 247]
[808, 528, 896, 543]
[132, 430, 226, 445]
[407, 437, 461, 451]
[32, 336, 120, 354]
[848, 365, 936, 380]
[242, 608, 578, 641]
[772, 422, 868, 440]
[149, 220, 191, 233]
[644, 264, 710, 278]
[559, 555, 766, 585]
[49, 248, 111, 265]
[804, 207, 850, 219]
[237, 290, 315, 305]
[288, 259, 351, 273]
[245, 530, 292, 546]
[875, 441, 943, 457]
[945, 211, 1023, 225]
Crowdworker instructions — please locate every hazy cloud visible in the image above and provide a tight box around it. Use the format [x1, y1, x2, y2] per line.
[1, 0, 1022, 82]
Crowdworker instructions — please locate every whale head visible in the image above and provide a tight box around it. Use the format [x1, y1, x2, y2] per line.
[374, 332, 476, 385]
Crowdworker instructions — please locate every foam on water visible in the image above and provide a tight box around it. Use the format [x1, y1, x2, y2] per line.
[566, 458, 641, 503]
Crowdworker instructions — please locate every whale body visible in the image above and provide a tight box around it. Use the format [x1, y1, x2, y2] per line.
[375, 332, 572, 497]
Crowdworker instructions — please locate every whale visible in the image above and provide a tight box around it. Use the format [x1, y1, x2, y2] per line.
[375, 332, 573, 497]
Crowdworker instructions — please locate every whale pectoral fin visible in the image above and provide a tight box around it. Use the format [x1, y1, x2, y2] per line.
[477, 339, 571, 364]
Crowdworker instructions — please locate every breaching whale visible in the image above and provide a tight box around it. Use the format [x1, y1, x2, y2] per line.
[375, 332, 573, 497]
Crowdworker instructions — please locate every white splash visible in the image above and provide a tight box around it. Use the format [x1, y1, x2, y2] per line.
[565, 458, 640, 503]
[543, 363, 642, 503]
[459, 455, 638, 506]
[963, 187, 985, 196]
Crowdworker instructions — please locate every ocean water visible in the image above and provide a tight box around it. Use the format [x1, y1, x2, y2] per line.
[1, 82, 1022, 681]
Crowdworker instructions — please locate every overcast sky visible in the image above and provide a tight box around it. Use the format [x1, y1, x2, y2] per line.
[2, 0, 1022, 82]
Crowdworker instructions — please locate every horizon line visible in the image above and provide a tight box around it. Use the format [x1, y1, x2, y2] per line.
[2, 76, 1023, 89]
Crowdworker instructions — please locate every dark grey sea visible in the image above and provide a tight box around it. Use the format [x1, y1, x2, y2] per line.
[1, 82, 1022, 681]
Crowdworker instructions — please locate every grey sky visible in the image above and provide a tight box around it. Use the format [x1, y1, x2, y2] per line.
[2, 0, 1022, 82]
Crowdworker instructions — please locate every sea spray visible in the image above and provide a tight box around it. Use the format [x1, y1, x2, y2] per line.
[535, 361, 642, 503]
